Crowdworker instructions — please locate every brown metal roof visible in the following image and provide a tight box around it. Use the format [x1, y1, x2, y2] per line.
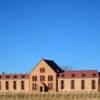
[0, 73, 29, 79]
[59, 70, 99, 78]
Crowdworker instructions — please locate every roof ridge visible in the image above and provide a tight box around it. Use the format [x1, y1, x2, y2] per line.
[42, 58, 53, 62]
[65, 70, 98, 72]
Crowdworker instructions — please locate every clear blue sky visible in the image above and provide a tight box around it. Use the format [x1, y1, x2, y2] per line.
[0, 0, 100, 73]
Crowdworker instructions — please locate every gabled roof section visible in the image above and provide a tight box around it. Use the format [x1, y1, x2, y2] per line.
[43, 59, 64, 73]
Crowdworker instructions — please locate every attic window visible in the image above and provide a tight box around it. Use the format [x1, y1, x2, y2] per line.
[40, 68, 45, 73]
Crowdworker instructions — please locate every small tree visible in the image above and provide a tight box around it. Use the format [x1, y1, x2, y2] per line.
[61, 65, 74, 71]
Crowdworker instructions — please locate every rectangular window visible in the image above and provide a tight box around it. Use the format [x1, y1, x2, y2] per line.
[40, 75, 45, 81]
[13, 81, 17, 90]
[5, 81, 9, 90]
[40, 68, 45, 73]
[48, 76, 53, 81]
[21, 81, 24, 90]
[71, 80, 75, 89]
[32, 76, 37, 81]
[81, 80, 85, 89]
[48, 83, 53, 89]
[99, 79, 100, 84]
[0, 81, 1, 90]
[32, 83, 37, 90]
[32, 84, 34, 90]
[61, 80, 64, 89]
[92, 80, 95, 89]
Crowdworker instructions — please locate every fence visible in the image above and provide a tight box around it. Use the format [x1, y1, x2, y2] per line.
[0, 92, 100, 100]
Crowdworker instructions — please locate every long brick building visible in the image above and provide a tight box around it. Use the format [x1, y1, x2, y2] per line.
[0, 59, 100, 92]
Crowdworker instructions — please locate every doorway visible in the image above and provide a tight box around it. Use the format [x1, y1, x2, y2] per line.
[40, 86, 43, 92]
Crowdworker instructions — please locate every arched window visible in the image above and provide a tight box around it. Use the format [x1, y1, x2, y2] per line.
[71, 80, 75, 89]
[92, 80, 95, 89]
[81, 80, 85, 89]
[61, 80, 64, 89]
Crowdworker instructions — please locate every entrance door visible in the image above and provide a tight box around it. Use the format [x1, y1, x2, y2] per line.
[40, 86, 43, 92]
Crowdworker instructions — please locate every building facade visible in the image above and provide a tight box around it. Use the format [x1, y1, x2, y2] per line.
[0, 74, 29, 92]
[58, 70, 100, 92]
[29, 59, 63, 92]
[0, 59, 100, 92]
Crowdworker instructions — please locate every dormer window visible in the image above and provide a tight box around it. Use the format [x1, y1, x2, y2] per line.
[14, 75, 17, 78]
[72, 74, 75, 77]
[22, 75, 25, 78]
[61, 74, 65, 77]
[82, 74, 85, 77]
[92, 73, 96, 77]
[6, 75, 9, 78]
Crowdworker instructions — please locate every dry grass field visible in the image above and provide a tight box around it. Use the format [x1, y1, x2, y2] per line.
[0, 92, 100, 100]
